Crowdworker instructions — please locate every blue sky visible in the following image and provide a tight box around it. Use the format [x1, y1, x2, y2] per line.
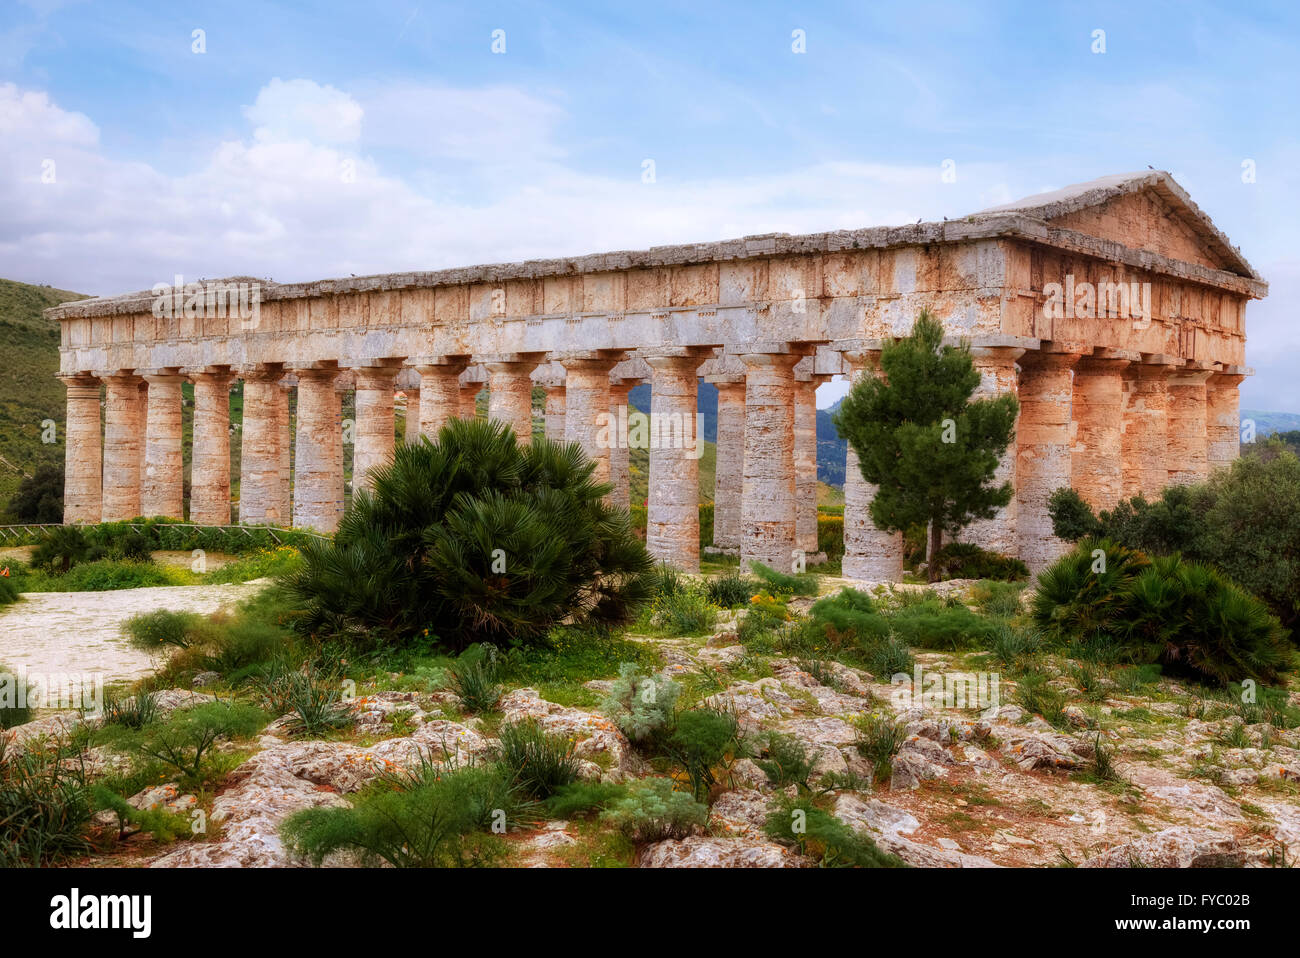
[1, 0, 1297, 411]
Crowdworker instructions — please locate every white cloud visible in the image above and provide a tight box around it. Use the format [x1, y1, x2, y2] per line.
[243, 78, 362, 145]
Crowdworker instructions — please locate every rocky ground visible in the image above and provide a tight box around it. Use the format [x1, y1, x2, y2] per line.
[4, 576, 1298, 869]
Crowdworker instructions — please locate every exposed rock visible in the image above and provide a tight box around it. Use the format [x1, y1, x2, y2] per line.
[835, 794, 999, 868]
[128, 784, 197, 814]
[192, 671, 221, 688]
[708, 788, 774, 837]
[999, 726, 1093, 771]
[703, 679, 801, 732]
[640, 836, 808, 868]
[1121, 764, 1243, 823]
[1081, 828, 1244, 868]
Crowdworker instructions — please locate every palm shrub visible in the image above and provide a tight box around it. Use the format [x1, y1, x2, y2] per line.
[1033, 541, 1291, 686]
[446, 646, 503, 713]
[30, 525, 103, 574]
[287, 418, 656, 649]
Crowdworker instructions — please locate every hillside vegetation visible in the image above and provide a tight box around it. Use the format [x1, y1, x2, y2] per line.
[0, 279, 87, 508]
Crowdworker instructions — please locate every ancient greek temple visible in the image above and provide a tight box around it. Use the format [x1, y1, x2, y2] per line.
[50, 171, 1263, 576]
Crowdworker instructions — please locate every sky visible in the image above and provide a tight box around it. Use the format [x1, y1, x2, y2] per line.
[1, 0, 1297, 411]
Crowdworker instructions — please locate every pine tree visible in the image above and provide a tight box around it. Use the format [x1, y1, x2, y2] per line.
[833, 311, 1019, 581]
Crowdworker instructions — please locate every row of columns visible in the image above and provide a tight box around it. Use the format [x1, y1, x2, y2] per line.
[62, 343, 1243, 579]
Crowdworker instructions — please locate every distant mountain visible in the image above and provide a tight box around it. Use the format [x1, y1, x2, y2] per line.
[1241, 409, 1300, 437]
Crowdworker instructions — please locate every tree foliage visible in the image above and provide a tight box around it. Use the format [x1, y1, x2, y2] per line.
[288, 417, 656, 649]
[833, 311, 1019, 579]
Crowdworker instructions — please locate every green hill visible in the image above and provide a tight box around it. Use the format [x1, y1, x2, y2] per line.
[0, 278, 89, 511]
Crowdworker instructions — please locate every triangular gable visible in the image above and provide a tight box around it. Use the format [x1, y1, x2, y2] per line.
[973, 171, 1260, 280]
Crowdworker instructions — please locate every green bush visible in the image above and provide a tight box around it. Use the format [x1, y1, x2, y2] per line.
[0, 662, 32, 730]
[30, 525, 102, 574]
[888, 599, 999, 651]
[664, 707, 740, 801]
[749, 561, 819, 597]
[764, 796, 905, 867]
[542, 781, 628, 818]
[807, 588, 891, 649]
[1048, 449, 1300, 634]
[120, 701, 267, 781]
[600, 664, 680, 745]
[497, 719, 580, 799]
[0, 738, 93, 866]
[288, 418, 656, 649]
[100, 689, 159, 730]
[599, 777, 707, 842]
[1033, 540, 1292, 686]
[929, 542, 1028, 582]
[58, 560, 174, 591]
[854, 712, 904, 785]
[251, 661, 352, 735]
[862, 636, 914, 681]
[817, 514, 845, 564]
[705, 570, 759, 608]
[971, 580, 1026, 618]
[0, 574, 19, 608]
[446, 646, 503, 713]
[123, 610, 203, 651]
[647, 588, 719, 636]
[282, 761, 526, 867]
[755, 732, 817, 791]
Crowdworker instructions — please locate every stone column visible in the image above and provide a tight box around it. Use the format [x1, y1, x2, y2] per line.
[101, 372, 144, 522]
[737, 351, 803, 573]
[403, 385, 420, 444]
[353, 365, 399, 493]
[459, 383, 481, 421]
[839, 352, 904, 580]
[485, 360, 538, 443]
[1167, 364, 1213, 486]
[138, 381, 149, 486]
[293, 366, 344, 533]
[1123, 358, 1175, 499]
[709, 378, 745, 551]
[140, 372, 185, 519]
[608, 380, 632, 510]
[238, 366, 284, 525]
[1071, 352, 1133, 512]
[190, 369, 233, 525]
[793, 375, 821, 555]
[545, 384, 567, 442]
[645, 352, 703, 572]
[561, 356, 618, 487]
[961, 346, 1024, 556]
[61, 376, 102, 524]
[1206, 370, 1246, 472]
[1015, 347, 1081, 572]
[416, 362, 466, 437]
[278, 379, 293, 524]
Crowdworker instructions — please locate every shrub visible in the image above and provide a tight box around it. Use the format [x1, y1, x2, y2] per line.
[862, 636, 914, 681]
[205, 546, 303, 584]
[282, 762, 526, 867]
[987, 622, 1043, 670]
[1048, 450, 1300, 635]
[599, 777, 708, 843]
[89, 785, 190, 844]
[648, 588, 719, 636]
[497, 719, 580, 799]
[1034, 541, 1292, 686]
[764, 796, 905, 867]
[30, 525, 101, 574]
[124, 701, 267, 781]
[706, 570, 759, 608]
[0, 663, 32, 730]
[100, 689, 159, 730]
[446, 646, 502, 713]
[0, 574, 19, 608]
[755, 731, 817, 791]
[888, 599, 999, 651]
[1015, 673, 1068, 727]
[287, 418, 657, 649]
[123, 610, 203, 651]
[817, 514, 845, 564]
[58, 559, 174, 591]
[109, 530, 154, 563]
[664, 707, 740, 801]
[854, 712, 904, 785]
[601, 663, 680, 745]
[0, 738, 93, 865]
[972, 580, 1026, 618]
[252, 661, 352, 735]
[542, 781, 628, 819]
[749, 561, 819, 597]
[806, 588, 891, 650]
[929, 542, 1028, 582]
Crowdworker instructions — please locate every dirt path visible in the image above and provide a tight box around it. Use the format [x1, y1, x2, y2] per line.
[0, 580, 267, 684]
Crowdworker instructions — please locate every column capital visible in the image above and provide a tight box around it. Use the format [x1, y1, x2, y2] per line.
[59, 374, 100, 391]
[352, 365, 400, 390]
[236, 362, 285, 383]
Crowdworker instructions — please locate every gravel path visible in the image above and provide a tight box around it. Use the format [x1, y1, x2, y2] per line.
[0, 581, 267, 685]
